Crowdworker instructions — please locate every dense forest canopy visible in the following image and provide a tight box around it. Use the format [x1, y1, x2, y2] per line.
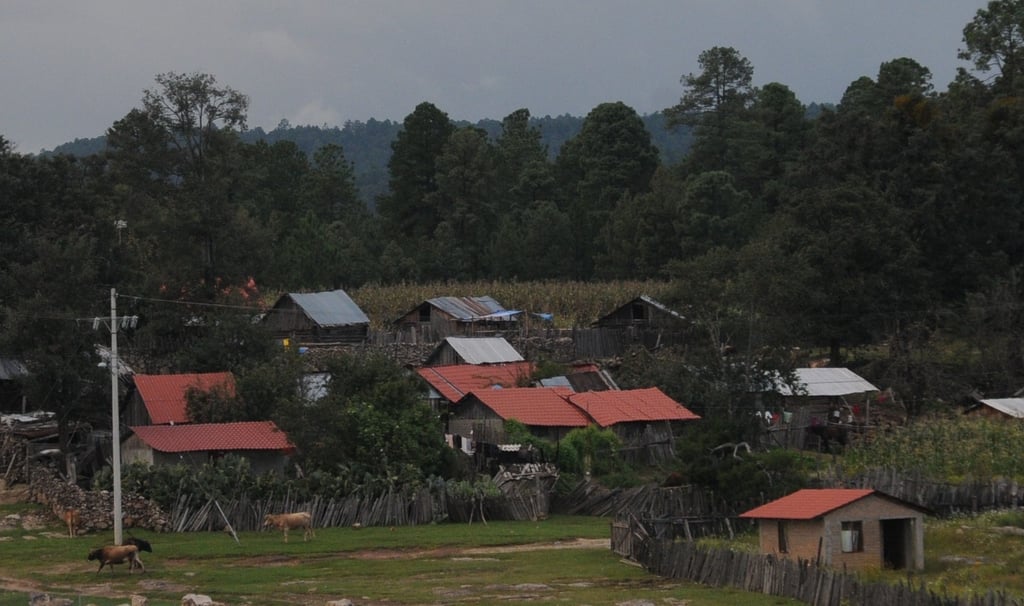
[4, 1, 1024, 474]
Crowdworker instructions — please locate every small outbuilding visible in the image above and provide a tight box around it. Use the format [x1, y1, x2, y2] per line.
[395, 296, 520, 341]
[963, 397, 1024, 420]
[739, 488, 928, 571]
[261, 289, 370, 344]
[423, 336, 525, 367]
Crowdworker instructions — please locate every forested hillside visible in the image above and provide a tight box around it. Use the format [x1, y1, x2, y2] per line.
[3, 2, 1024, 465]
[49, 112, 694, 208]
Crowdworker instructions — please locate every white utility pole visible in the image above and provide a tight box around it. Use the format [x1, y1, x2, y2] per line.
[109, 288, 123, 545]
[97, 288, 135, 546]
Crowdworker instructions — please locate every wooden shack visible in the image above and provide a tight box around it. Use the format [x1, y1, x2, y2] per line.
[262, 289, 369, 344]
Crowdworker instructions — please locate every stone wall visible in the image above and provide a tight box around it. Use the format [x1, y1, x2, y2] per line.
[28, 465, 170, 534]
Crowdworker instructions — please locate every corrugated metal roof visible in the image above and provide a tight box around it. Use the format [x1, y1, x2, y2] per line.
[776, 368, 879, 397]
[461, 387, 590, 427]
[133, 372, 236, 425]
[0, 358, 29, 381]
[568, 387, 700, 427]
[417, 362, 535, 402]
[428, 296, 508, 321]
[740, 489, 876, 519]
[129, 421, 293, 453]
[638, 295, 686, 321]
[978, 398, 1024, 418]
[443, 337, 525, 364]
[284, 290, 369, 327]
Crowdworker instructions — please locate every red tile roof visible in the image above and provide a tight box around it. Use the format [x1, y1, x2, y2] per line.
[417, 362, 535, 402]
[739, 489, 877, 520]
[129, 421, 293, 453]
[462, 387, 591, 427]
[567, 387, 700, 427]
[133, 372, 236, 424]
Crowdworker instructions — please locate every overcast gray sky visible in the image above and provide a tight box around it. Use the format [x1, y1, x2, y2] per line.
[1, 1, 989, 154]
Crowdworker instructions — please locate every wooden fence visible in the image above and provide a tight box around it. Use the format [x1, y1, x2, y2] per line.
[615, 518, 1024, 606]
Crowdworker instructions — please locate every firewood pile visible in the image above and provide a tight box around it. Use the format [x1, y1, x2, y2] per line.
[28, 465, 171, 534]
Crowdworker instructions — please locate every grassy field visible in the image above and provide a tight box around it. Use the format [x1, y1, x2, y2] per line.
[0, 502, 799, 606]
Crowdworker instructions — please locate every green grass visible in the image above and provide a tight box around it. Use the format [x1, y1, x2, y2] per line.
[0, 502, 799, 606]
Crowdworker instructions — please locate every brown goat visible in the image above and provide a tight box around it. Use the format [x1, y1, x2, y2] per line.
[263, 512, 314, 542]
[87, 544, 144, 574]
[55, 506, 80, 538]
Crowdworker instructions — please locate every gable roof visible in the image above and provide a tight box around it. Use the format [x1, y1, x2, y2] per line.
[740, 489, 876, 519]
[429, 296, 510, 321]
[437, 337, 525, 364]
[133, 372, 236, 425]
[129, 421, 293, 453]
[461, 387, 591, 427]
[598, 294, 686, 323]
[775, 368, 879, 397]
[976, 398, 1024, 418]
[276, 290, 369, 327]
[567, 387, 700, 426]
[417, 361, 535, 402]
[739, 488, 929, 520]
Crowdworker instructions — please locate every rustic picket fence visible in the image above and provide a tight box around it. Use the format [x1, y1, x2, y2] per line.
[614, 519, 1023, 606]
[168, 473, 559, 532]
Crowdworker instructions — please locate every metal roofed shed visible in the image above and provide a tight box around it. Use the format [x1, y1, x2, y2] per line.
[424, 337, 525, 366]
[775, 368, 879, 397]
[262, 289, 369, 344]
[966, 397, 1024, 419]
[395, 296, 520, 340]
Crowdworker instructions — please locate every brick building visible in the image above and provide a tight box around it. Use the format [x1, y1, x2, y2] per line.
[740, 488, 928, 571]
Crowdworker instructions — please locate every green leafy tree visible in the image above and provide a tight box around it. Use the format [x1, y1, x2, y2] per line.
[555, 102, 659, 277]
[425, 127, 498, 279]
[378, 102, 455, 240]
[960, 0, 1024, 94]
[105, 72, 256, 297]
[273, 353, 450, 481]
[494, 108, 555, 208]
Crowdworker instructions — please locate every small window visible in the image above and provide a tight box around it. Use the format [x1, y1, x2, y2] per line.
[777, 521, 789, 553]
[841, 521, 863, 553]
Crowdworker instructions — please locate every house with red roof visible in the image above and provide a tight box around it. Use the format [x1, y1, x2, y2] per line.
[739, 488, 928, 571]
[450, 387, 590, 443]
[122, 421, 295, 474]
[416, 361, 535, 415]
[567, 387, 700, 465]
[126, 372, 237, 426]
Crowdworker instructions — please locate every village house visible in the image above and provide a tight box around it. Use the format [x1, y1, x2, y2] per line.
[416, 360, 535, 416]
[577, 294, 689, 358]
[261, 289, 369, 344]
[395, 296, 520, 341]
[122, 420, 294, 474]
[422, 336, 525, 367]
[739, 488, 928, 571]
[126, 372, 236, 427]
[449, 387, 590, 444]
[567, 387, 700, 464]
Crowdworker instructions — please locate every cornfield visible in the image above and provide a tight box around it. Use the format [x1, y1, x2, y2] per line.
[843, 416, 1024, 481]
[350, 280, 676, 329]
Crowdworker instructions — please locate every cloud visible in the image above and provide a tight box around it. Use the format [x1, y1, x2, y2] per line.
[290, 99, 342, 129]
